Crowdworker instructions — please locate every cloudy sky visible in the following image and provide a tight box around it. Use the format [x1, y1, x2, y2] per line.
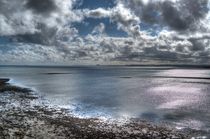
[0, 0, 210, 65]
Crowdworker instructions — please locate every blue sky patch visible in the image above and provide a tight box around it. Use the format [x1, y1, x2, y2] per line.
[75, 0, 116, 9]
[73, 17, 128, 37]
[140, 22, 163, 36]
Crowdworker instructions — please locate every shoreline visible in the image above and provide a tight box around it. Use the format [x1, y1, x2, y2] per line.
[0, 78, 10, 84]
[0, 79, 199, 138]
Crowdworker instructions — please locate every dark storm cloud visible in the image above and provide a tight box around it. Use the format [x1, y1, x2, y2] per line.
[21, 0, 59, 45]
[161, 0, 208, 30]
[0, 0, 82, 45]
[25, 0, 58, 15]
[161, 1, 190, 30]
[123, 0, 209, 31]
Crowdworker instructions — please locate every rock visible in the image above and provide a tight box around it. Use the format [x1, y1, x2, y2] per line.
[142, 128, 148, 134]
[0, 78, 10, 84]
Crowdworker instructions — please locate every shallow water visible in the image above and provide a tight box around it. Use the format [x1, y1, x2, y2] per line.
[0, 66, 210, 134]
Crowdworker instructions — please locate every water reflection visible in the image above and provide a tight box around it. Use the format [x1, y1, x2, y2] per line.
[0, 66, 210, 132]
[149, 75, 210, 131]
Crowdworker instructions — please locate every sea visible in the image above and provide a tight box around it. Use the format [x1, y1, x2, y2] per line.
[0, 65, 210, 136]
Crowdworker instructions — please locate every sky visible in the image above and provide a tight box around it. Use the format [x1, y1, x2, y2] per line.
[0, 0, 210, 65]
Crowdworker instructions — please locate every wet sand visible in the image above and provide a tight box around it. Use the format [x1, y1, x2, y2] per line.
[0, 79, 195, 138]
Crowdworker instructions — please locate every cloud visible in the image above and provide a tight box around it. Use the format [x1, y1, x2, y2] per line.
[0, 0, 83, 45]
[121, 0, 209, 31]
[25, 0, 58, 15]
[0, 43, 64, 64]
[161, 0, 208, 30]
[1, 32, 210, 64]
[0, 0, 210, 65]
[85, 2, 141, 37]
[86, 8, 111, 18]
[91, 23, 106, 35]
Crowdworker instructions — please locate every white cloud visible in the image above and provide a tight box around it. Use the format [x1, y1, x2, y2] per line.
[0, 0, 83, 36]
[0, 0, 210, 65]
[0, 43, 64, 64]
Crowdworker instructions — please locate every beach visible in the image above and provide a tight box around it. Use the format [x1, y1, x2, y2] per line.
[0, 78, 192, 139]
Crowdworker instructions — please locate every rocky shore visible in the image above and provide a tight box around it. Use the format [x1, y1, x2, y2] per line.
[0, 79, 194, 138]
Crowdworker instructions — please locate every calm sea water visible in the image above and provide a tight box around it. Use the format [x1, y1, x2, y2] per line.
[0, 66, 210, 134]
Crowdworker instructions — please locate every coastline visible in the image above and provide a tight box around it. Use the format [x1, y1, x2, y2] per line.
[0, 79, 195, 138]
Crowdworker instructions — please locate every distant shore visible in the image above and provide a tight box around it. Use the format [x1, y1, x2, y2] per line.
[0, 79, 196, 138]
[1, 64, 210, 69]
